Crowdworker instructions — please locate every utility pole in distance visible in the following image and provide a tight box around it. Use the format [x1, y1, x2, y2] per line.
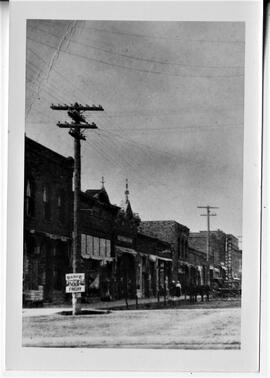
[51, 102, 104, 315]
[197, 205, 218, 285]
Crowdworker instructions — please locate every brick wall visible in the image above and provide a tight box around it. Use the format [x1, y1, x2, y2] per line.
[139, 220, 189, 280]
[24, 137, 74, 237]
[189, 230, 227, 266]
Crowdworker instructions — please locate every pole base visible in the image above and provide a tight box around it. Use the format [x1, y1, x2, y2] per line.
[72, 293, 81, 315]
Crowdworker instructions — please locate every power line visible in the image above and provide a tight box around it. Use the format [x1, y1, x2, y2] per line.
[85, 105, 244, 118]
[28, 24, 243, 70]
[27, 48, 95, 103]
[27, 61, 82, 103]
[79, 24, 245, 45]
[98, 123, 243, 133]
[27, 36, 244, 79]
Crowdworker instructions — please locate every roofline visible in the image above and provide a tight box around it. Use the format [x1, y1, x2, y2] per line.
[25, 136, 74, 166]
[79, 191, 120, 211]
[137, 232, 171, 247]
[141, 220, 189, 230]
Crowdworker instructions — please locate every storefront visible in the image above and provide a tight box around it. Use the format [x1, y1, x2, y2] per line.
[115, 246, 137, 299]
[81, 233, 115, 302]
[23, 231, 71, 304]
[157, 256, 172, 296]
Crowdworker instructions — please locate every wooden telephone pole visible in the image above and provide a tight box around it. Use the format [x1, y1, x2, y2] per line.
[51, 102, 104, 315]
[197, 205, 218, 285]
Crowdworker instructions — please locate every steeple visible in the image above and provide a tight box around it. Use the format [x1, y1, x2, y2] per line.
[125, 178, 129, 203]
[101, 176, 105, 189]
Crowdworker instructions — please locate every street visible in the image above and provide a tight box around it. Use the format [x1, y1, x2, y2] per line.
[22, 300, 241, 349]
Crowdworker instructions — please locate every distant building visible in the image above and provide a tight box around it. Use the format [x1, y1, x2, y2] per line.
[189, 230, 242, 283]
[138, 220, 207, 288]
[231, 249, 242, 281]
[226, 234, 242, 282]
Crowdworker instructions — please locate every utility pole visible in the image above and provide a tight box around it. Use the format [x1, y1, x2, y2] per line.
[51, 102, 104, 315]
[197, 205, 218, 285]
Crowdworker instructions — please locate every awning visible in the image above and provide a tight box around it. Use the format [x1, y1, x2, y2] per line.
[115, 246, 137, 256]
[157, 256, 172, 262]
[90, 255, 114, 262]
[214, 267, 220, 272]
[29, 230, 71, 241]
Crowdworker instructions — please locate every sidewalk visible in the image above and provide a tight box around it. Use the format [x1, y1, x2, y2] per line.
[22, 295, 186, 317]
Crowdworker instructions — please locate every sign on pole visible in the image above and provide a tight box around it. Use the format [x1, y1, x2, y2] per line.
[65, 273, 85, 293]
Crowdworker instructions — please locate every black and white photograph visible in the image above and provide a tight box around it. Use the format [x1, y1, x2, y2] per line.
[22, 19, 244, 349]
[5, 0, 264, 373]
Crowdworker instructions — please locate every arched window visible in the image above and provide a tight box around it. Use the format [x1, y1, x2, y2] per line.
[43, 185, 51, 220]
[25, 179, 35, 216]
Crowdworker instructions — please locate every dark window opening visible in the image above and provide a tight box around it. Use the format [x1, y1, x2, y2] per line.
[177, 237, 180, 259]
[26, 179, 35, 216]
[57, 189, 65, 222]
[43, 186, 51, 220]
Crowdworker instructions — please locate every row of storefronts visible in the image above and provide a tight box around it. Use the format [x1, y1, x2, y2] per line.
[23, 136, 241, 305]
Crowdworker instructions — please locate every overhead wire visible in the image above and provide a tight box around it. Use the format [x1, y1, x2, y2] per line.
[27, 36, 244, 79]
[79, 24, 245, 44]
[27, 47, 95, 103]
[27, 23, 244, 70]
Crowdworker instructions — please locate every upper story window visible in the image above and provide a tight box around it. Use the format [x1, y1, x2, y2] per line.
[42, 185, 51, 220]
[177, 237, 180, 259]
[184, 240, 188, 259]
[57, 189, 65, 222]
[26, 179, 35, 216]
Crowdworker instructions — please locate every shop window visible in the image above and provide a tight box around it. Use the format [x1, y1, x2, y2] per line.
[93, 237, 100, 256]
[105, 239, 111, 257]
[26, 179, 35, 216]
[100, 238, 106, 257]
[87, 235, 94, 256]
[42, 186, 51, 220]
[81, 234, 111, 259]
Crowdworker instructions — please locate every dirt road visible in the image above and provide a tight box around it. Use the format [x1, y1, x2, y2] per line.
[23, 305, 241, 349]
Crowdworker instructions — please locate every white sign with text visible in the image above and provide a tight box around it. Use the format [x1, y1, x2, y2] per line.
[65, 273, 85, 293]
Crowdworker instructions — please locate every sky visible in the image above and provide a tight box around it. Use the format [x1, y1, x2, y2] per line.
[25, 20, 245, 238]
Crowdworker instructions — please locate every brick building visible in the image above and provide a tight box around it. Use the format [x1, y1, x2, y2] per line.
[139, 220, 195, 284]
[226, 234, 242, 281]
[23, 137, 74, 304]
[79, 186, 119, 302]
[231, 249, 242, 281]
[136, 233, 172, 298]
[189, 230, 242, 283]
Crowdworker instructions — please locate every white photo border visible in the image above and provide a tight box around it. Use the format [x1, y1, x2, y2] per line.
[6, 0, 263, 373]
